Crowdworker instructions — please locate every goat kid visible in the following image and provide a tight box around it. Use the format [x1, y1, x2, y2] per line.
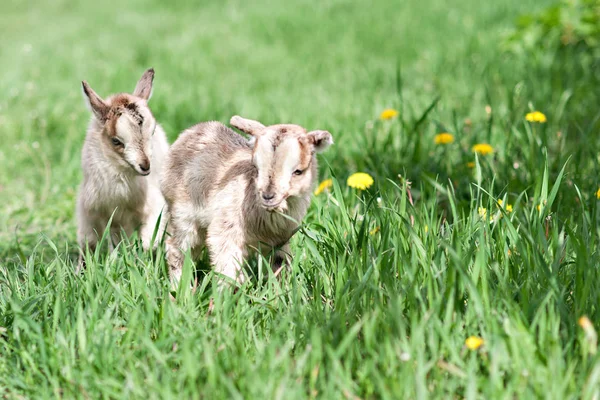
[77, 68, 169, 265]
[162, 116, 333, 287]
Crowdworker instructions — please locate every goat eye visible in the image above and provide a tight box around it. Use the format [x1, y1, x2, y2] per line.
[111, 138, 123, 146]
[293, 169, 304, 176]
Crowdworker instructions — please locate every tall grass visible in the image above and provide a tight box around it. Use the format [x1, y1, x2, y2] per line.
[1, 0, 599, 398]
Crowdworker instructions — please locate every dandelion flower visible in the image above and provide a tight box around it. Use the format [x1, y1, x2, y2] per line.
[369, 226, 380, 235]
[380, 109, 399, 120]
[472, 143, 494, 156]
[465, 336, 484, 350]
[579, 316, 593, 330]
[537, 200, 547, 212]
[478, 207, 487, 217]
[525, 111, 547, 123]
[467, 161, 475, 169]
[434, 133, 454, 145]
[578, 316, 597, 355]
[596, 188, 600, 200]
[347, 172, 374, 190]
[498, 199, 513, 213]
[314, 178, 333, 195]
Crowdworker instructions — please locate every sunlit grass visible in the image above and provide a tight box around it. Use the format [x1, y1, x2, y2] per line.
[1, 0, 600, 398]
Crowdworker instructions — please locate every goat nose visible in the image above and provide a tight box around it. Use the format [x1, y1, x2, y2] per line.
[139, 162, 150, 172]
[262, 192, 275, 201]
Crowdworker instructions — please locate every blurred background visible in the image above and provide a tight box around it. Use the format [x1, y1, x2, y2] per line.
[0, 0, 598, 253]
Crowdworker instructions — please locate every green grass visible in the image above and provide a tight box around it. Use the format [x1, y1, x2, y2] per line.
[2, 0, 600, 398]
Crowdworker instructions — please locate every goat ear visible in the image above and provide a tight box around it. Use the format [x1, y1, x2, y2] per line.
[307, 130, 333, 153]
[133, 68, 154, 100]
[230, 115, 266, 136]
[81, 81, 109, 121]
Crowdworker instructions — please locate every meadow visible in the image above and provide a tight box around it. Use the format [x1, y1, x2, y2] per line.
[1, 0, 600, 398]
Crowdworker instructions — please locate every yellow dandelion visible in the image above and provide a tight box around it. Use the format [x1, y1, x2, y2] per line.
[434, 133, 455, 145]
[537, 200, 547, 212]
[579, 316, 593, 330]
[472, 143, 494, 156]
[498, 199, 513, 213]
[578, 316, 598, 355]
[525, 111, 547, 123]
[380, 108, 399, 120]
[314, 178, 333, 195]
[347, 172, 374, 190]
[596, 188, 600, 200]
[465, 336, 484, 350]
[467, 161, 475, 169]
[369, 226, 380, 235]
[478, 207, 487, 217]
[424, 225, 429, 233]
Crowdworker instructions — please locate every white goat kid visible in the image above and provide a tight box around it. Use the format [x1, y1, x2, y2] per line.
[77, 68, 169, 265]
[161, 116, 333, 287]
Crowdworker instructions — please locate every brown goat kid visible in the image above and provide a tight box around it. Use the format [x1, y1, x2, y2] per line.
[161, 116, 333, 286]
[77, 69, 169, 266]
